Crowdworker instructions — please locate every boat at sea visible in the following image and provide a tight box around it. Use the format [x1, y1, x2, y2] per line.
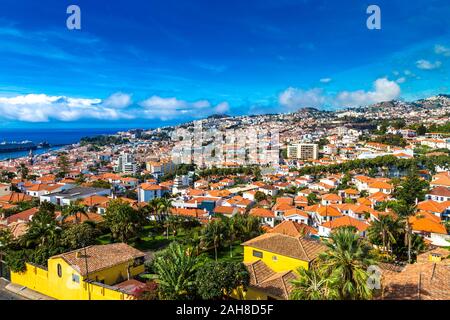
[0, 140, 37, 153]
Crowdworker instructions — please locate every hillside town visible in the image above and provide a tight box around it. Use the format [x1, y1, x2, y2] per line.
[0, 95, 450, 300]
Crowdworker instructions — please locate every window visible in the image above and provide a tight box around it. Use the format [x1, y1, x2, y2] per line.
[72, 274, 80, 283]
[252, 250, 263, 258]
[57, 264, 62, 278]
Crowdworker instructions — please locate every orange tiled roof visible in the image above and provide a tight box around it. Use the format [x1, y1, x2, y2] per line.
[409, 212, 447, 234]
[249, 207, 275, 218]
[51, 243, 145, 277]
[322, 215, 369, 232]
[271, 220, 317, 236]
[242, 232, 326, 262]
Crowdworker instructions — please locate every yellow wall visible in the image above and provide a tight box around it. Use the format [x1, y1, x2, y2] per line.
[243, 246, 309, 273]
[231, 286, 273, 300]
[11, 258, 144, 300]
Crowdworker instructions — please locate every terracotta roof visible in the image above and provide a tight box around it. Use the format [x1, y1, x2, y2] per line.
[171, 207, 207, 218]
[249, 207, 275, 218]
[417, 200, 446, 214]
[6, 207, 38, 224]
[242, 233, 326, 262]
[322, 193, 342, 201]
[275, 197, 294, 205]
[344, 188, 359, 195]
[50, 243, 145, 277]
[63, 212, 104, 224]
[381, 251, 450, 300]
[428, 186, 450, 197]
[271, 220, 317, 236]
[368, 191, 391, 202]
[0, 192, 33, 203]
[315, 205, 342, 217]
[409, 212, 448, 235]
[245, 260, 297, 300]
[114, 279, 147, 295]
[213, 206, 244, 215]
[139, 183, 164, 191]
[431, 175, 450, 187]
[272, 203, 295, 212]
[357, 197, 372, 206]
[284, 208, 309, 219]
[322, 215, 369, 233]
[368, 181, 394, 189]
[81, 195, 110, 207]
[8, 221, 28, 238]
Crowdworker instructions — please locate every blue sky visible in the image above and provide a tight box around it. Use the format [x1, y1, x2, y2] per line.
[0, 0, 449, 128]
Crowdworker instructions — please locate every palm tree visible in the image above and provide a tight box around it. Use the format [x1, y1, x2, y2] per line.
[61, 201, 89, 223]
[290, 266, 338, 300]
[146, 198, 161, 221]
[227, 217, 237, 258]
[367, 215, 401, 253]
[22, 209, 61, 248]
[153, 242, 203, 300]
[17, 163, 29, 180]
[319, 227, 376, 300]
[157, 198, 173, 239]
[202, 220, 228, 261]
[235, 214, 261, 241]
[392, 201, 416, 263]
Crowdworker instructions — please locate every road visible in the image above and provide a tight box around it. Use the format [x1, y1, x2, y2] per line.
[0, 279, 25, 300]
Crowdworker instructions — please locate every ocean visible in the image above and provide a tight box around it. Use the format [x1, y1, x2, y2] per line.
[0, 128, 124, 160]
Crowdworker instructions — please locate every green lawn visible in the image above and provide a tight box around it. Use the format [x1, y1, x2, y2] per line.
[205, 242, 244, 263]
[96, 225, 192, 251]
[95, 225, 245, 264]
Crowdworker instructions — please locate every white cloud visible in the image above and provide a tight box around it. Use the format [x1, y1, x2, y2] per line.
[279, 78, 401, 110]
[279, 88, 326, 110]
[435, 45, 450, 57]
[0, 92, 231, 123]
[319, 78, 332, 84]
[396, 77, 406, 84]
[416, 59, 442, 70]
[0, 93, 133, 122]
[336, 78, 401, 107]
[214, 102, 230, 114]
[102, 92, 132, 108]
[138, 96, 229, 120]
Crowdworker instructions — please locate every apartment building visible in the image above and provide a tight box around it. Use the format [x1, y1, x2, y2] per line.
[287, 143, 319, 160]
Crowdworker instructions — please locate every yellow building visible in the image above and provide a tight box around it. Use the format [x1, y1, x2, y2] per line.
[11, 243, 146, 300]
[237, 223, 326, 300]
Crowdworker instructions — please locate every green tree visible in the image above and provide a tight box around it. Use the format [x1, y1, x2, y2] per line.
[196, 261, 249, 300]
[153, 242, 203, 300]
[91, 180, 112, 189]
[307, 193, 319, 205]
[367, 215, 402, 254]
[395, 169, 429, 204]
[254, 191, 267, 203]
[202, 220, 228, 261]
[290, 266, 339, 300]
[104, 199, 144, 243]
[319, 227, 376, 300]
[61, 201, 89, 223]
[57, 154, 70, 178]
[16, 163, 29, 180]
[61, 223, 100, 250]
[21, 205, 60, 248]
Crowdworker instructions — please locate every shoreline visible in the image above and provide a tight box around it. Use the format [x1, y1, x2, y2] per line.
[0, 145, 69, 161]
